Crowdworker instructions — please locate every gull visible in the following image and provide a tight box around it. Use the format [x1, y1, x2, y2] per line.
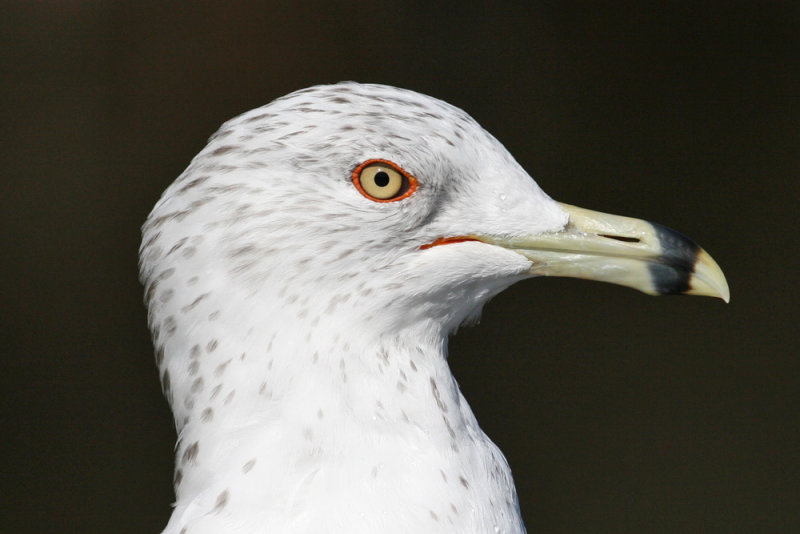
[139, 82, 729, 534]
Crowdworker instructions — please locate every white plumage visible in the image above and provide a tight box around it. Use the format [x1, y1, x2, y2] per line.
[140, 82, 727, 534]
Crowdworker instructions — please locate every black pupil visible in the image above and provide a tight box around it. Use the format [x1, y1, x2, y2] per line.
[374, 171, 390, 187]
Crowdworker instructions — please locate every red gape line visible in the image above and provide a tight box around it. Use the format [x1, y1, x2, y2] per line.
[420, 236, 481, 250]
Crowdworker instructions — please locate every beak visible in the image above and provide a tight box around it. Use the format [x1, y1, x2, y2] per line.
[482, 203, 729, 302]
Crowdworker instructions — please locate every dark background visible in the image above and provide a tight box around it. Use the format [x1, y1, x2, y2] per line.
[2, 2, 798, 533]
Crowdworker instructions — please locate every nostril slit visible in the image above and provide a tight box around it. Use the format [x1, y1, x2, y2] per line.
[600, 234, 641, 243]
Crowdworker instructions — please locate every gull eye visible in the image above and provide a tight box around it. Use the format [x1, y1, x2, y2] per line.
[353, 159, 417, 202]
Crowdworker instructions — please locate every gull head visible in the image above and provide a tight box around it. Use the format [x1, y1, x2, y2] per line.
[141, 82, 727, 350]
[139, 82, 728, 533]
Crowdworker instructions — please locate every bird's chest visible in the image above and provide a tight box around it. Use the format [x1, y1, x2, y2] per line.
[263, 415, 525, 534]
[168, 340, 525, 533]
[275, 350, 524, 532]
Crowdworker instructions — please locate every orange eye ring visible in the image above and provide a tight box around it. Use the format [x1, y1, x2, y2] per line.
[352, 159, 418, 202]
